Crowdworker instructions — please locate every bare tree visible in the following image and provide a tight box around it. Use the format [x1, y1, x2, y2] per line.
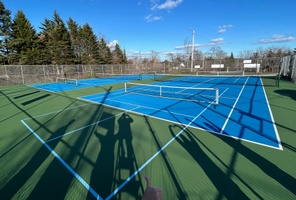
[207, 46, 228, 60]
[237, 50, 254, 59]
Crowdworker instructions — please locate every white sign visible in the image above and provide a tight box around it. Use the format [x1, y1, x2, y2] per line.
[194, 65, 201, 69]
[211, 64, 224, 68]
[244, 63, 260, 68]
[243, 60, 252, 64]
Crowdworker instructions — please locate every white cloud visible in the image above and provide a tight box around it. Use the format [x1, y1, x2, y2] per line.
[217, 29, 226, 34]
[175, 38, 224, 50]
[146, 0, 183, 22]
[256, 34, 295, 44]
[174, 44, 200, 50]
[156, 0, 184, 10]
[145, 14, 162, 22]
[217, 24, 233, 34]
[108, 40, 118, 48]
[210, 38, 223, 44]
[218, 24, 233, 29]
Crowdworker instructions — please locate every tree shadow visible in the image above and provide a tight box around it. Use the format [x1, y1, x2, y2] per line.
[26, 120, 76, 200]
[144, 115, 188, 200]
[168, 124, 250, 200]
[274, 89, 296, 101]
[0, 118, 75, 199]
[213, 130, 296, 196]
[0, 86, 113, 199]
[87, 111, 117, 199]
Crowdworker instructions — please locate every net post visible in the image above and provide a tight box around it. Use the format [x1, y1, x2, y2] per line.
[160, 86, 162, 97]
[124, 82, 127, 92]
[215, 88, 219, 105]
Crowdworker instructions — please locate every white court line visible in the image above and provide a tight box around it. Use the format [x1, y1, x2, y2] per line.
[220, 77, 249, 134]
[45, 106, 141, 143]
[105, 99, 217, 200]
[21, 120, 103, 200]
[22, 103, 89, 121]
[21, 105, 142, 199]
[260, 77, 282, 150]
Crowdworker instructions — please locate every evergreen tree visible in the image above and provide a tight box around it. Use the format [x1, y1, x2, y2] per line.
[0, 1, 12, 64]
[9, 10, 39, 64]
[122, 49, 127, 64]
[67, 17, 81, 64]
[40, 11, 74, 64]
[97, 37, 112, 64]
[112, 43, 124, 64]
[38, 19, 54, 64]
[229, 52, 234, 59]
[79, 23, 100, 64]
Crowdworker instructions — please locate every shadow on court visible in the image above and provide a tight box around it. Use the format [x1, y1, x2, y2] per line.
[0, 98, 79, 199]
[274, 89, 296, 101]
[0, 86, 119, 199]
[144, 116, 188, 199]
[168, 124, 250, 200]
[114, 113, 144, 199]
[88, 112, 143, 199]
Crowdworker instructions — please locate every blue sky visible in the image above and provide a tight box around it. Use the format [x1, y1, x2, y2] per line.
[2, 0, 296, 59]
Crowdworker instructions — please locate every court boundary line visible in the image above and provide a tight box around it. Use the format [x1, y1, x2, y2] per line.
[81, 88, 282, 150]
[219, 77, 282, 150]
[79, 96, 197, 119]
[21, 119, 103, 200]
[105, 97, 217, 200]
[20, 104, 142, 200]
[260, 77, 282, 150]
[220, 77, 249, 134]
[45, 106, 141, 143]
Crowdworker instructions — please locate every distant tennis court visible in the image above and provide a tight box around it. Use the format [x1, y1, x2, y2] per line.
[30, 74, 154, 92]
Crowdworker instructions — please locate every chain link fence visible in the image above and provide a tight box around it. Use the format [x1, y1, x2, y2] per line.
[0, 57, 289, 86]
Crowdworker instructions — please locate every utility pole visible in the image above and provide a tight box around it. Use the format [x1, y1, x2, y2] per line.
[188, 29, 195, 72]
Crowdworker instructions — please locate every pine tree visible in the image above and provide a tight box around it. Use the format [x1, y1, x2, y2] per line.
[97, 37, 112, 64]
[112, 43, 124, 64]
[9, 10, 39, 64]
[40, 11, 74, 64]
[79, 23, 100, 64]
[0, 1, 12, 64]
[67, 17, 81, 64]
[122, 49, 127, 64]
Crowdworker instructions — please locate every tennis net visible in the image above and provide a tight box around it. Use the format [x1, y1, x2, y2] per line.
[56, 77, 78, 86]
[124, 82, 219, 105]
[95, 73, 142, 80]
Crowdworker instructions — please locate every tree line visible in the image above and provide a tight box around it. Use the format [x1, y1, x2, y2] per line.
[0, 1, 127, 65]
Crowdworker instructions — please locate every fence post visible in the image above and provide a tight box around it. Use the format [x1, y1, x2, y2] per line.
[43, 65, 46, 82]
[21, 65, 25, 84]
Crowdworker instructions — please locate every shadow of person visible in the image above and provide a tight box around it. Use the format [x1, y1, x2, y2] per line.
[117, 113, 134, 159]
[113, 113, 143, 199]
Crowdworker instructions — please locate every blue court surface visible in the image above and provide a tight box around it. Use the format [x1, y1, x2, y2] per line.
[30, 74, 153, 92]
[80, 76, 281, 149]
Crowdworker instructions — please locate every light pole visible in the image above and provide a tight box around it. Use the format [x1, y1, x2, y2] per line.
[188, 29, 195, 72]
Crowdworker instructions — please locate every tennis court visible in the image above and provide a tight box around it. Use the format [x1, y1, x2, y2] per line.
[1, 73, 296, 200]
[80, 75, 280, 149]
[30, 74, 153, 93]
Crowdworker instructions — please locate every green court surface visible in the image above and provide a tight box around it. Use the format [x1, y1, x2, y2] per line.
[0, 78, 296, 200]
